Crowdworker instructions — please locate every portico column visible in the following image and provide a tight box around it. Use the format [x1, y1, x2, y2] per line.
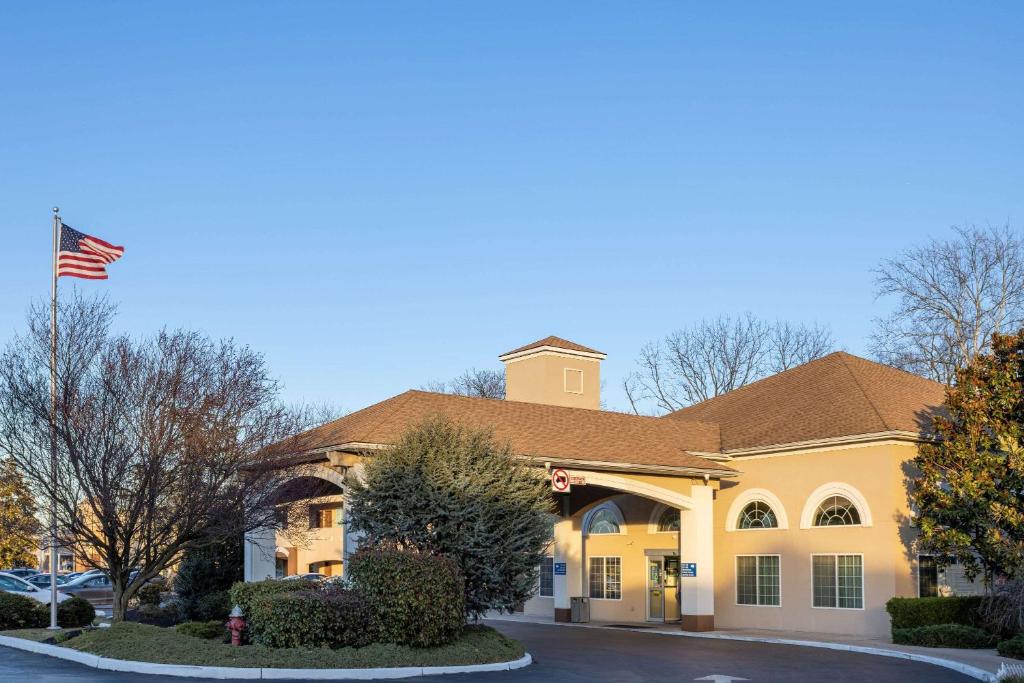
[341, 464, 365, 579]
[243, 527, 276, 582]
[679, 484, 715, 631]
[552, 514, 582, 622]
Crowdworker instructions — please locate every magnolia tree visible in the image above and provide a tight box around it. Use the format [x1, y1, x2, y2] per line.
[914, 329, 1024, 584]
[346, 417, 553, 618]
[0, 294, 315, 620]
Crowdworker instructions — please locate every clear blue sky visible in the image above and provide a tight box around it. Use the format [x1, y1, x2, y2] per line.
[2, 2, 1021, 413]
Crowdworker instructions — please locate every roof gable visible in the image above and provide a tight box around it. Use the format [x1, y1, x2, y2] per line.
[499, 336, 605, 358]
[666, 352, 946, 451]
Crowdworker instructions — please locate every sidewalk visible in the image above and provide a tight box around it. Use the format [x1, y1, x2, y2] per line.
[486, 612, 1023, 681]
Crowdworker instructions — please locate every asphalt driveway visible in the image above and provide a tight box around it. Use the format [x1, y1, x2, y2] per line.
[0, 621, 977, 682]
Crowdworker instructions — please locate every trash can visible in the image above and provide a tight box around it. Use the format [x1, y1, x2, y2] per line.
[570, 596, 590, 623]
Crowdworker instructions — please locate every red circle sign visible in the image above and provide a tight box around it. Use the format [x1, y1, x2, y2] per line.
[551, 468, 570, 492]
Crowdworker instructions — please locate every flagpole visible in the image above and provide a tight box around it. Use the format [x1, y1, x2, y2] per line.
[48, 207, 60, 630]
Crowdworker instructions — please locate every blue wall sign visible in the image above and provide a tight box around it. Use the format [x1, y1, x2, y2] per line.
[680, 562, 697, 578]
[554, 562, 567, 575]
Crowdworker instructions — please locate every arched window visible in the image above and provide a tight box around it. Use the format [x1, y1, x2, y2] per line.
[813, 495, 861, 526]
[587, 508, 622, 535]
[737, 501, 778, 529]
[657, 508, 680, 532]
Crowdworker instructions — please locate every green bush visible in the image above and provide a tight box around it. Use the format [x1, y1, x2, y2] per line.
[174, 536, 244, 620]
[195, 590, 231, 621]
[998, 634, 1024, 659]
[0, 593, 47, 629]
[886, 596, 984, 631]
[228, 578, 316, 619]
[892, 623, 998, 648]
[135, 582, 164, 607]
[58, 596, 96, 627]
[176, 620, 228, 641]
[321, 586, 376, 648]
[348, 548, 464, 647]
[247, 590, 333, 648]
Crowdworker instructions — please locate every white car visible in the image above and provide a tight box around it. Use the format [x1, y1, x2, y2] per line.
[0, 571, 71, 606]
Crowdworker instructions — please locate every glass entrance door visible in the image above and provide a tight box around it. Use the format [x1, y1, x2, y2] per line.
[664, 556, 681, 621]
[647, 558, 664, 621]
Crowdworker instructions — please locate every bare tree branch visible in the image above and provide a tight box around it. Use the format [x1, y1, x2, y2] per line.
[871, 224, 1024, 383]
[424, 368, 505, 399]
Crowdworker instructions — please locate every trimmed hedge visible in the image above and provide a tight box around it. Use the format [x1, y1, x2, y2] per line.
[195, 590, 231, 621]
[892, 623, 997, 648]
[228, 578, 316, 619]
[242, 585, 375, 649]
[0, 593, 47, 629]
[176, 620, 228, 641]
[885, 596, 983, 631]
[998, 635, 1024, 659]
[136, 582, 164, 607]
[58, 595, 96, 627]
[348, 548, 465, 647]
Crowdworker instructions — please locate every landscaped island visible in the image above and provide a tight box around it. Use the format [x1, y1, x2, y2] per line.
[0, 622, 524, 669]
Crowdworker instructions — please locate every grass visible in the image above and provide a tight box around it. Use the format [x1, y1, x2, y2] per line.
[57, 622, 524, 668]
[0, 628, 62, 642]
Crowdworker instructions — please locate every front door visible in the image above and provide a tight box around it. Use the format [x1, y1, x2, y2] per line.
[647, 558, 665, 621]
[664, 556, 681, 621]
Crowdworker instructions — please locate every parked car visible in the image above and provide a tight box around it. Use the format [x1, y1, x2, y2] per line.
[0, 572, 70, 606]
[58, 572, 113, 608]
[26, 574, 69, 589]
[283, 572, 326, 581]
[0, 568, 39, 579]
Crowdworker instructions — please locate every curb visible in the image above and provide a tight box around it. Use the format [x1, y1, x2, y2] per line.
[486, 616, 998, 682]
[0, 635, 532, 680]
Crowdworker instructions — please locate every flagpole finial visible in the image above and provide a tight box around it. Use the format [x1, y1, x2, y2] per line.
[52, 206, 59, 214]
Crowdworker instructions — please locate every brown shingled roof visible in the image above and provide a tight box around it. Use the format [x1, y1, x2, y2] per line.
[500, 336, 605, 358]
[666, 352, 946, 452]
[294, 390, 730, 473]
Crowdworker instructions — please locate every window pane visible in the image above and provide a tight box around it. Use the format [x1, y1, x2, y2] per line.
[738, 501, 778, 529]
[919, 555, 938, 598]
[588, 509, 621, 535]
[837, 555, 863, 608]
[658, 508, 680, 532]
[758, 556, 780, 606]
[605, 557, 621, 599]
[812, 555, 837, 607]
[540, 557, 554, 597]
[813, 496, 861, 526]
[589, 557, 605, 599]
[736, 556, 758, 605]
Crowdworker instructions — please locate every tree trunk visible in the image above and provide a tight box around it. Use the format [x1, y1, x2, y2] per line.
[112, 582, 128, 622]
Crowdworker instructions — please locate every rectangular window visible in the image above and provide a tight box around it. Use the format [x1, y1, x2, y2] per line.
[564, 368, 583, 394]
[812, 554, 863, 609]
[736, 555, 780, 606]
[589, 556, 621, 599]
[539, 556, 554, 597]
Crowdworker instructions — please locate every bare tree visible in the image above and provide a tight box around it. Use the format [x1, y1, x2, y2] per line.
[871, 224, 1024, 384]
[623, 314, 835, 414]
[424, 368, 505, 399]
[0, 294, 313, 620]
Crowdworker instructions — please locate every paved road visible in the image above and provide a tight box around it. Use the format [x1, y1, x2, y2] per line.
[0, 621, 977, 683]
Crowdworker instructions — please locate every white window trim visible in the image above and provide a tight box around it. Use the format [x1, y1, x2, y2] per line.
[564, 367, 584, 394]
[725, 488, 789, 531]
[810, 553, 865, 610]
[648, 503, 681, 534]
[800, 482, 873, 529]
[588, 555, 623, 601]
[735, 554, 782, 607]
[583, 501, 627, 536]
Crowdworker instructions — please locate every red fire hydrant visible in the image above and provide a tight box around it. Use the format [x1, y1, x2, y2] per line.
[226, 605, 246, 647]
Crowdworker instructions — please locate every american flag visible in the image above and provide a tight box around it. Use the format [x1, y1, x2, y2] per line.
[57, 224, 125, 280]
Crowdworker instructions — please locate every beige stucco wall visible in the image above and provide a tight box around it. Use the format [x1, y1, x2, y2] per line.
[713, 442, 919, 637]
[504, 353, 601, 410]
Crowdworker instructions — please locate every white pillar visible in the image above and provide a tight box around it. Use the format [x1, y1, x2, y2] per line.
[552, 516, 583, 621]
[679, 484, 715, 631]
[243, 527, 276, 582]
[341, 464, 365, 579]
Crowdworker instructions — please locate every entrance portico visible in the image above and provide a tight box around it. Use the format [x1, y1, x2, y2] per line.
[542, 467, 719, 631]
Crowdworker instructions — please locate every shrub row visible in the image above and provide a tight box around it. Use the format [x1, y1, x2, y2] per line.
[230, 548, 465, 649]
[885, 596, 984, 630]
[892, 623, 998, 648]
[999, 635, 1024, 659]
[0, 593, 95, 630]
[176, 620, 229, 641]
